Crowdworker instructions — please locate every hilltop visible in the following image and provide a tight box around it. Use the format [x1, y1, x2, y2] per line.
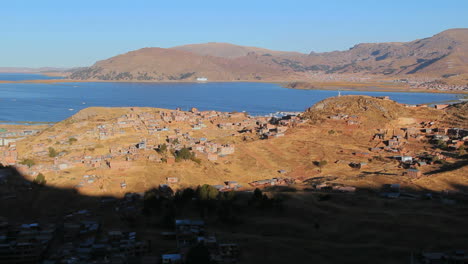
[303, 95, 443, 126]
[69, 29, 468, 82]
[172, 42, 304, 58]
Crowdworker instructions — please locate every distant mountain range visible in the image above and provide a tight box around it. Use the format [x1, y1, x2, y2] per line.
[70, 28, 468, 81]
[0, 67, 70, 73]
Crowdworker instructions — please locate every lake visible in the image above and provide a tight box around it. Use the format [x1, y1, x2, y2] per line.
[0, 80, 463, 122]
[0, 73, 64, 81]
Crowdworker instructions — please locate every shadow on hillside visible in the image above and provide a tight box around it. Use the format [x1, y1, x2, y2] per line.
[424, 159, 468, 175]
[0, 165, 120, 221]
[2, 163, 468, 220]
[2, 164, 468, 264]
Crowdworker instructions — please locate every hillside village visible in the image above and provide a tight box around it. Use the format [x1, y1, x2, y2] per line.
[0, 106, 305, 195]
[0, 96, 467, 263]
[1, 97, 467, 193]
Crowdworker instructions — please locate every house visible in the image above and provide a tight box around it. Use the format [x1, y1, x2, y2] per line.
[383, 184, 400, 192]
[406, 168, 422, 178]
[217, 243, 240, 263]
[349, 162, 368, 169]
[175, 219, 205, 248]
[386, 139, 400, 147]
[353, 152, 370, 158]
[347, 120, 359, 126]
[136, 141, 146, 150]
[380, 184, 401, 199]
[224, 181, 240, 190]
[373, 133, 385, 140]
[332, 186, 356, 193]
[207, 153, 218, 161]
[162, 254, 182, 264]
[376, 96, 390, 100]
[419, 250, 468, 264]
[370, 147, 382, 152]
[166, 177, 179, 184]
[434, 104, 449, 110]
[109, 160, 130, 170]
[401, 156, 413, 163]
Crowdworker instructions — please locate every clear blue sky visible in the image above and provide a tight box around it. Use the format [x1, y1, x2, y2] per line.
[1, 0, 467, 68]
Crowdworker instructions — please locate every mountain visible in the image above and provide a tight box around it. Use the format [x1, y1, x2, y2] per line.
[69, 29, 468, 81]
[302, 28, 468, 76]
[70, 47, 303, 81]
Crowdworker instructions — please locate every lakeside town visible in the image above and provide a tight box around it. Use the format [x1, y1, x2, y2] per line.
[0, 95, 467, 263]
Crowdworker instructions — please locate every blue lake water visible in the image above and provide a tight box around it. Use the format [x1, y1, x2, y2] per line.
[0, 81, 463, 122]
[0, 73, 64, 81]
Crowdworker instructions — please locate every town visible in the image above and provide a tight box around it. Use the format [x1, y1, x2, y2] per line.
[0, 96, 467, 264]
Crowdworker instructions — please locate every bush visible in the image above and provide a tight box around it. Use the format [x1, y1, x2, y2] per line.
[313, 160, 328, 169]
[435, 139, 447, 149]
[373, 155, 386, 162]
[68, 137, 78, 144]
[328, 130, 336, 135]
[48, 147, 58, 157]
[19, 159, 35, 168]
[33, 173, 47, 185]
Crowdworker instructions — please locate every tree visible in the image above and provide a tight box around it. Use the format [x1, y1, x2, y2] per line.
[19, 159, 35, 168]
[459, 145, 466, 156]
[253, 188, 263, 200]
[175, 148, 201, 164]
[48, 147, 58, 157]
[33, 173, 46, 185]
[175, 147, 193, 161]
[198, 184, 219, 200]
[181, 188, 196, 202]
[313, 160, 328, 171]
[157, 143, 167, 153]
[224, 190, 236, 201]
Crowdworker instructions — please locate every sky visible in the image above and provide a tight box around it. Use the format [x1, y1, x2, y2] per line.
[1, 0, 467, 68]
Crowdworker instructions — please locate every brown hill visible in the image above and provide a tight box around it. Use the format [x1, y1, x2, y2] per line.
[302, 95, 442, 125]
[70, 47, 303, 81]
[172, 42, 304, 58]
[442, 101, 468, 127]
[69, 29, 468, 81]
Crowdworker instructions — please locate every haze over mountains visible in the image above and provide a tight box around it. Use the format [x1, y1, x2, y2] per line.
[69, 29, 468, 81]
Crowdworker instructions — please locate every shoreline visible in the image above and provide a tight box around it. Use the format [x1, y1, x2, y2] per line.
[0, 78, 467, 94]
